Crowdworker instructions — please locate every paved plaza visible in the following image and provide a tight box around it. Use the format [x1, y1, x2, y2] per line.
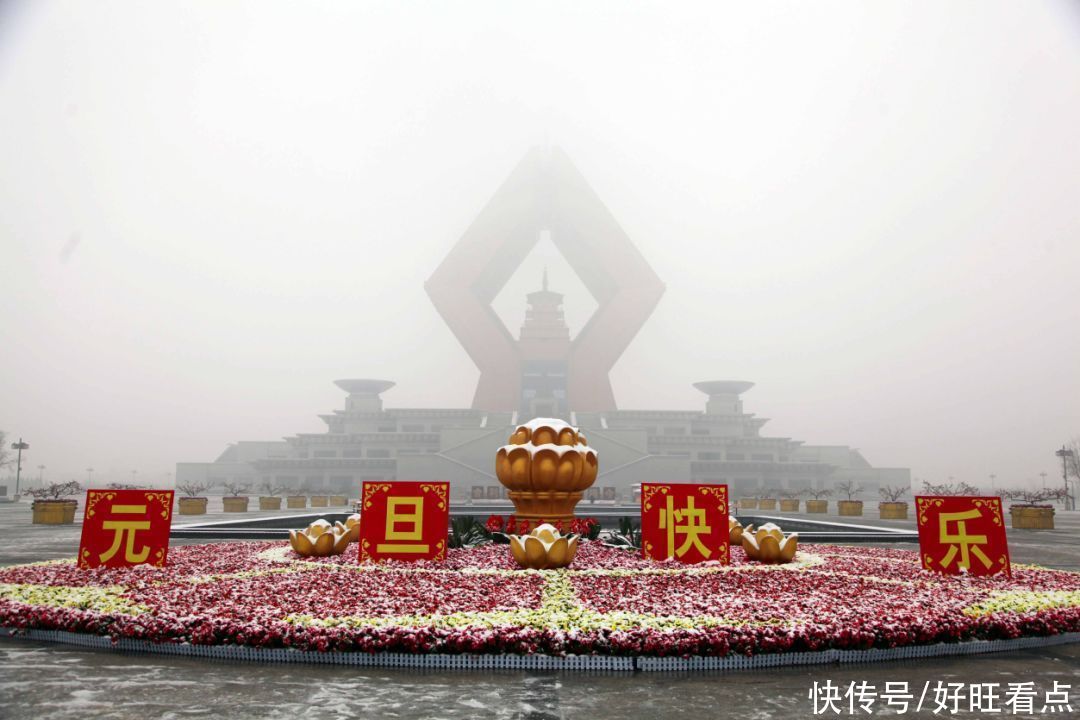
[1, 500, 1077, 719]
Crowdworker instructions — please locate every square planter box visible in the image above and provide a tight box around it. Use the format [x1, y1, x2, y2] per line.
[31, 500, 78, 525]
[758, 498, 777, 511]
[329, 495, 349, 506]
[1010, 506, 1054, 529]
[805, 500, 828, 514]
[286, 496, 307, 509]
[780, 499, 800, 512]
[259, 496, 283, 511]
[179, 497, 208, 515]
[310, 495, 329, 508]
[223, 497, 249, 512]
[879, 502, 908, 520]
[838, 500, 864, 516]
[738, 497, 758, 510]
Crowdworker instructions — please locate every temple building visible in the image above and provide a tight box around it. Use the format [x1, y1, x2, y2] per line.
[177, 279, 908, 502]
[176, 146, 909, 501]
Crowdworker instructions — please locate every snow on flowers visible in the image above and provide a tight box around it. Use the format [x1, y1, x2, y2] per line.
[0, 541, 1078, 657]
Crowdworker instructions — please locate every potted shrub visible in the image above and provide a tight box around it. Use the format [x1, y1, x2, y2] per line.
[835, 480, 864, 516]
[221, 481, 251, 512]
[878, 484, 910, 520]
[779, 489, 800, 512]
[258, 482, 287, 511]
[26, 481, 82, 524]
[286, 488, 307, 509]
[757, 490, 778, 511]
[738, 496, 758, 510]
[805, 488, 831, 513]
[329, 493, 349, 506]
[177, 481, 212, 515]
[1004, 488, 1063, 529]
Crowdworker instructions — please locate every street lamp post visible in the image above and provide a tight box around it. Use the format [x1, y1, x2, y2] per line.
[989, 474, 996, 492]
[10, 439, 29, 497]
[1040, 471, 1047, 489]
[86, 467, 94, 484]
[37, 465, 45, 486]
[1056, 447, 1075, 511]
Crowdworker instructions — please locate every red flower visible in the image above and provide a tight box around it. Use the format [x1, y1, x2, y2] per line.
[505, 515, 517, 534]
[485, 515, 504, 533]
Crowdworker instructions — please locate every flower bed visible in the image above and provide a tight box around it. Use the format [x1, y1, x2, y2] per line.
[1, 542, 1078, 659]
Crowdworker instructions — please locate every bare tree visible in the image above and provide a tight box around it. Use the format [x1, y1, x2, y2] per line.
[835, 480, 863, 501]
[921, 480, 980, 496]
[176, 480, 213, 498]
[1003, 487, 1065, 507]
[106, 482, 138, 490]
[221, 481, 251, 497]
[806, 488, 832, 500]
[0, 430, 10, 470]
[879, 484, 909, 503]
[260, 481, 290, 497]
[1065, 437, 1080, 505]
[25, 480, 82, 500]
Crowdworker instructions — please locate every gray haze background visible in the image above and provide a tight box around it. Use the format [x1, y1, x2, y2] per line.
[1, 1, 1078, 491]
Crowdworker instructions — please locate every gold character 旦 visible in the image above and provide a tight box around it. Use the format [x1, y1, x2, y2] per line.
[99, 504, 151, 563]
[377, 496, 429, 554]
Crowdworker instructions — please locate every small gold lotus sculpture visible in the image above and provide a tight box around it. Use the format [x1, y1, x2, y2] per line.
[729, 516, 755, 545]
[288, 514, 361, 557]
[508, 523, 580, 570]
[495, 418, 599, 526]
[741, 522, 798, 564]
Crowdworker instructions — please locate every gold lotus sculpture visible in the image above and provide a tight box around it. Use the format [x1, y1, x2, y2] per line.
[288, 514, 361, 557]
[495, 418, 598, 526]
[729, 516, 755, 545]
[740, 522, 798, 564]
[508, 523, 580, 570]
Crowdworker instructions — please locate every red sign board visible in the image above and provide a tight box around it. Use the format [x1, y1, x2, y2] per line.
[640, 483, 729, 564]
[78, 490, 175, 569]
[916, 496, 1011, 577]
[358, 481, 449, 563]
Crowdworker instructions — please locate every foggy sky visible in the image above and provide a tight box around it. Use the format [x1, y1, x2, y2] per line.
[1, 1, 1078, 491]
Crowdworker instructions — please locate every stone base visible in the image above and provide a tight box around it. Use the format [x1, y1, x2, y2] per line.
[286, 496, 307, 509]
[310, 496, 329, 508]
[258, 497, 282, 511]
[330, 495, 349, 507]
[780, 499, 800, 512]
[758, 499, 777, 511]
[507, 490, 584, 526]
[805, 500, 828, 514]
[739, 498, 758, 510]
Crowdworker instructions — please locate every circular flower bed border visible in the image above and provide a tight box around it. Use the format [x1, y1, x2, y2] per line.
[1, 541, 1078, 671]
